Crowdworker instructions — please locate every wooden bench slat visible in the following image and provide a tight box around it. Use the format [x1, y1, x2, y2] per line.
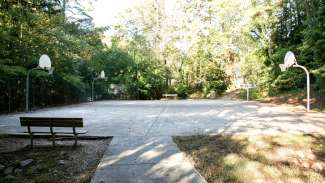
[24, 130, 88, 134]
[20, 117, 87, 148]
[20, 117, 83, 127]
[163, 94, 177, 96]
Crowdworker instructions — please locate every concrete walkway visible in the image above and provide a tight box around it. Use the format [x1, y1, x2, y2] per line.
[91, 136, 206, 183]
[0, 100, 324, 183]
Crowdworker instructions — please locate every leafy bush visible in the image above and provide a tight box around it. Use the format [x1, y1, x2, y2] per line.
[256, 1, 325, 96]
[166, 86, 177, 94]
[313, 65, 325, 93]
[205, 64, 230, 95]
[206, 80, 228, 95]
[273, 70, 305, 91]
[122, 48, 168, 100]
[175, 83, 190, 99]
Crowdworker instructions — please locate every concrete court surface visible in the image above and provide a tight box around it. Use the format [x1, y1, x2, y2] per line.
[0, 100, 324, 183]
[0, 100, 249, 136]
[0, 99, 324, 136]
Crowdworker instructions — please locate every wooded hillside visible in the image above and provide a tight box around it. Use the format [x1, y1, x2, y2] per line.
[0, 0, 324, 113]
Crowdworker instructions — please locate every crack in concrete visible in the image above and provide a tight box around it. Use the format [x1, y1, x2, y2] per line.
[144, 102, 168, 137]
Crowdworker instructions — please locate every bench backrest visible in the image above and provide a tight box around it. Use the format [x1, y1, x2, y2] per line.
[20, 117, 83, 127]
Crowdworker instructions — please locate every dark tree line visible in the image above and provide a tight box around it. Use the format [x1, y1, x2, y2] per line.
[252, 0, 325, 93]
[0, 0, 169, 113]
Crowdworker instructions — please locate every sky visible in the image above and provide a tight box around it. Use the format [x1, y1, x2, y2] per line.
[84, 0, 195, 52]
[71, 0, 190, 51]
[87, 0, 176, 28]
[88, 0, 135, 27]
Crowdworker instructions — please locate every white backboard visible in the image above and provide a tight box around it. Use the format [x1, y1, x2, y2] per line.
[100, 70, 105, 79]
[284, 51, 296, 68]
[39, 54, 51, 69]
[240, 83, 256, 88]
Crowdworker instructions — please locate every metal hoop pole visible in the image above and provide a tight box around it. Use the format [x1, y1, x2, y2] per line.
[293, 64, 310, 112]
[91, 70, 105, 102]
[26, 70, 31, 112]
[92, 78, 96, 102]
[26, 68, 38, 112]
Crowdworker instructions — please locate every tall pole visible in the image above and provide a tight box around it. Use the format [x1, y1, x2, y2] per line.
[26, 70, 30, 112]
[91, 71, 105, 102]
[25, 55, 52, 112]
[92, 78, 95, 102]
[293, 64, 310, 112]
[26, 68, 37, 112]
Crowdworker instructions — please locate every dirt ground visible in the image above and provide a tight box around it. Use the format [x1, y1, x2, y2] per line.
[0, 136, 111, 183]
[222, 89, 325, 111]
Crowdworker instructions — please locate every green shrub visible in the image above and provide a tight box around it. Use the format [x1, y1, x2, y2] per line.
[206, 80, 228, 95]
[273, 69, 305, 91]
[198, 62, 230, 95]
[166, 86, 177, 94]
[313, 65, 325, 93]
[175, 83, 190, 99]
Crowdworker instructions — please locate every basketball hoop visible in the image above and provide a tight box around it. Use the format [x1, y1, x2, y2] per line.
[284, 51, 296, 67]
[26, 54, 53, 112]
[279, 64, 286, 72]
[240, 83, 256, 101]
[92, 70, 106, 102]
[38, 54, 51, 70]
[100, 70, 105, 79]
[280, 51, 310, 112]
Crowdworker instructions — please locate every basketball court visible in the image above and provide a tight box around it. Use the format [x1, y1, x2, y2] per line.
[1, 100, 324, 183]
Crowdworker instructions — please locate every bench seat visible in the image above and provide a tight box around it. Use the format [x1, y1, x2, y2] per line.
[24, 130, 88, 134]
[162, 94, 178, 99]
[20, 117, 87, 148]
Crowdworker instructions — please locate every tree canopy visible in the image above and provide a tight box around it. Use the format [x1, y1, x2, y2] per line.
[0, 0, 324, 112]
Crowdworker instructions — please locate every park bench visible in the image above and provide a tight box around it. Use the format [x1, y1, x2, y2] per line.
[20, 117, 87, 148]
[162, 94, 178, 100]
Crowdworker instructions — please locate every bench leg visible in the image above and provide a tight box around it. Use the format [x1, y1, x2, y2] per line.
[50, 127, 55, 147]
[28, 126, 33, 148]
[74, 135, 77, 146]
[73, 127, 77, 147]
[52, 135, 55, 147]
[30, 134, 33, 149]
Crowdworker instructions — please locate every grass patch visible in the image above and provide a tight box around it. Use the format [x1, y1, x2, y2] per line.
[174, 134, 325, 183]
[238, 88, 263, 100]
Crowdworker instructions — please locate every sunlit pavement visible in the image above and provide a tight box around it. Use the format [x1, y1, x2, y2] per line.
[0, 100, 324, 183]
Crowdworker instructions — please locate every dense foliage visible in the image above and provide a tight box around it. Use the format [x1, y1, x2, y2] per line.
[0, 0, 168, 112]
[246, 0, 325, 96]
[1, 0, 324, 112]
